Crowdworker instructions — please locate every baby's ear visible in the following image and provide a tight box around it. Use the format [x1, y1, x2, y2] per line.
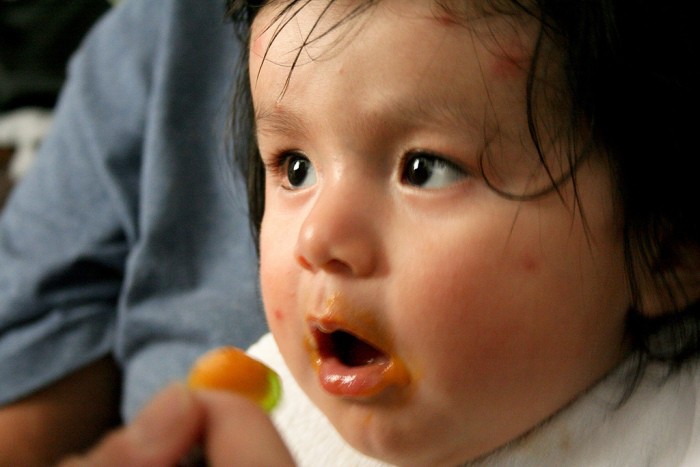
[637, 245, 700, 317]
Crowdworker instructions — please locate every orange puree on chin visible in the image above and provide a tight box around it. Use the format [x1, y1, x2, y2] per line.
[188, 346, 282, 412]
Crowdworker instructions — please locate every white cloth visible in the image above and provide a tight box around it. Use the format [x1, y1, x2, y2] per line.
[248, 333, 700, 466]
[0, 108, 53, 180]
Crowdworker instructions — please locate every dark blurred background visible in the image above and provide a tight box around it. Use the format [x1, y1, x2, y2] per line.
[1, 0, 111, 110]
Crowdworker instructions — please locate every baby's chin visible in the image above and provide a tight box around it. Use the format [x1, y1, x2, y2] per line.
[308, 389, 492, 467]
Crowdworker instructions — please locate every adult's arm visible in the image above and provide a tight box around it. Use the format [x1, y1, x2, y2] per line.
[0, 357, 120, 465]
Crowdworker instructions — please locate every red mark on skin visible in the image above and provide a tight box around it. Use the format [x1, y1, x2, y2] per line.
[252, 34, 265, 57]
[520, 253, 539, 273]
[490, 39, 531, 80]
[434, 14, 461, 27]
[251, 26, 273, 58]
[273, 308, 285, 322]
[491, 55, 528, 79]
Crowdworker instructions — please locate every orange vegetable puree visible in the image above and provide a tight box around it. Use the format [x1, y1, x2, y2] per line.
[188, 346, 282, 412]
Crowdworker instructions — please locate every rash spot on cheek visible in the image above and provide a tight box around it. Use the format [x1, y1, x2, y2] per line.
[272, 308, 285, 322]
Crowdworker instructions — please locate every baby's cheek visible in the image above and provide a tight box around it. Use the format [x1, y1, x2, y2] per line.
[261, 290, 291, 343]
[260, 259, 298, 336]
[259, 258, 282, 318]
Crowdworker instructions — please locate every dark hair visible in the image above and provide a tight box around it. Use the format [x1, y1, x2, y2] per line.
[226, 0, 700, 378]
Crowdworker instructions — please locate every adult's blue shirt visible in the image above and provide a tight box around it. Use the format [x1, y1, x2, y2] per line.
[0, 0, 266, 419]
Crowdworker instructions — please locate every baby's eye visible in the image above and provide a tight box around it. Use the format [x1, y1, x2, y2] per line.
[401, 152, 465, 189]
[284, 152, 316, 189]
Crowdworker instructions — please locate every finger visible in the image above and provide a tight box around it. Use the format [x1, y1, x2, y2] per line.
[194, 390, 296, 467]
[60, 384, 205, 467]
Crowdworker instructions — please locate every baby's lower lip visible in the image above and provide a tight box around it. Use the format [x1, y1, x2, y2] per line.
[317, 354, 407, 398]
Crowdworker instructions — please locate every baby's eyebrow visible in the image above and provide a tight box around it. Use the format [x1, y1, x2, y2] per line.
[254, 93, 482, 138]
[255, 104, 307, 137]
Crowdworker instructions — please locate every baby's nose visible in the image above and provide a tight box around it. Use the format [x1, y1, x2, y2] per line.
[294, 185, 379, 277]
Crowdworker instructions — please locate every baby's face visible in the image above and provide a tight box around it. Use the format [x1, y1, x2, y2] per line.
[252, 1, 631, 464]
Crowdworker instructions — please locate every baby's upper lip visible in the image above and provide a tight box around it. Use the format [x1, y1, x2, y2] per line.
[305, 291, 388, 348]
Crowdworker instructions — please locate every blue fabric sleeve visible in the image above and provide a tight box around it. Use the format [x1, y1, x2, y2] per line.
[0, 0, 149, 405]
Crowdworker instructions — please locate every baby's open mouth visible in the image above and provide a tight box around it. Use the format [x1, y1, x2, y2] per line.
[316, 329, 388, 367]
[307, 322, 410, 398]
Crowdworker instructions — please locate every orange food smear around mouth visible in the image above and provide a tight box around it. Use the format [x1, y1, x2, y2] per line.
[305, 334, 323, 370]
[379, 356, 411, 388]
[303, 292, 412, 397]
[304, 334, 411, 398]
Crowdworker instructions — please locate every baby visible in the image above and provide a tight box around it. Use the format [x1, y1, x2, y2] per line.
[230, 0, 700, 465]
[63, 1, 700, 465]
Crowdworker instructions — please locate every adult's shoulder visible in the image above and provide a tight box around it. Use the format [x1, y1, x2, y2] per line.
[75, 0, 237, 73]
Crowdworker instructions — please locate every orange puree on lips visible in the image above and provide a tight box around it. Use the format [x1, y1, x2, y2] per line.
[305, 333, 411, 398]
[304, 293, 412, 398]
[188, 346, 282, 412]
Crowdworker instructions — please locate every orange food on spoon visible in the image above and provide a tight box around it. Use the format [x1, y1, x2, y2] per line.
[187, 346, 282, 412]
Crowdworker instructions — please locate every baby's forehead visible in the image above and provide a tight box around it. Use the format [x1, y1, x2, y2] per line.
[251, 0, 541, 68]
[250, 0, 547, 131]
[253, 0, 534, 27]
